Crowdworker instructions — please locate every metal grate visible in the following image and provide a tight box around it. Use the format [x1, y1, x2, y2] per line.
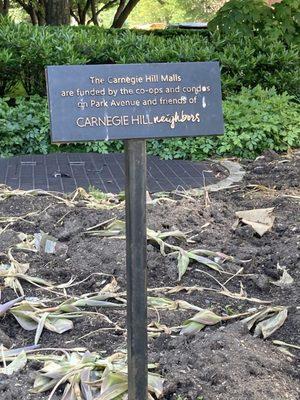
[0, 153, 227, 194]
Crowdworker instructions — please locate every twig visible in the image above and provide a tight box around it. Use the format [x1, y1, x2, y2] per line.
[273, 340, 300, 350]
[283, 194, 300, 200]
[0, 223, 12, 237]
[86, 218, 116, 232]
[146, 286, 271, 304]
[55, 211, 72, 226]
[55, 272, 114, 289]
[195, 268, 227, 291]
[68, 326, 126, 343]
[202, 170, 212, 208]
[223, 267, 244, 287]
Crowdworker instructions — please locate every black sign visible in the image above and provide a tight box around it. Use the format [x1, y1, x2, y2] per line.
[46, 62, 224, 143]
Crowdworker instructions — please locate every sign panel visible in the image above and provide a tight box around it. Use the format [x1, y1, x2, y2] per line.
[46, 62, 224, 143]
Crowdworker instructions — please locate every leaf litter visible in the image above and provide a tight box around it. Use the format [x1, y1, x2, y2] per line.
[86, 219, 234, 280]
[0, 151, 299, 399]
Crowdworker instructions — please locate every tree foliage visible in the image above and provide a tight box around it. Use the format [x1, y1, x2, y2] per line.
[208, 0, 300, 44]
[12, 1, 46, 25]
[10, 0, 141, 26]
[128, 0, 227, 25]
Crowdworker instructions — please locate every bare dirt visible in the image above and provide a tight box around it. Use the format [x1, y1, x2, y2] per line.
[0, 150, 299, 400]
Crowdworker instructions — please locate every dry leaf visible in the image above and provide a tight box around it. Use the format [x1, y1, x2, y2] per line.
[271, 264, 294, 288]
[254, 308, 288, 338]
[242, 306, 288, 339]
[101, 278, 120, 294]
[235, 208, 275, 236]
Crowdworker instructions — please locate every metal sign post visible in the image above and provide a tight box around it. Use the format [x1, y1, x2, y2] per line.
[46, 61, 224, 400]
[124, 139, 148, 399]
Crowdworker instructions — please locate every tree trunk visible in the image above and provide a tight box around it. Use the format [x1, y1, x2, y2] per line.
[29, 7, 38, 25]
[75, 1, 90, 25]
[45, 0, 70, 25]
[112, 0, 126, 26]
[112, 0, 141, 28]
[90, 0, 99, 25]
[0, 0, 9, 16]
[37, 11, 46, 25]
[36, 0, 46, 25]
[70, 7, 80, 24]
[37, 0, 46, 25]
[77, 2, 84, 24]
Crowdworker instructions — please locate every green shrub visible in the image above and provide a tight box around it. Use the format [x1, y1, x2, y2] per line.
[269, 0, 300, 44]
[217, 86, 300, 158]
[148, 87, 300, 160]
[214, 34, 300, 101]
[0, 48, 19, 96]
[0, 18, 299, 100]
[208, 0, 300, 45]
[208, 0, 273, 36]
[0, 96, 50, 157]
[0, 21, 88, 96]
[1, 87, 299, 159]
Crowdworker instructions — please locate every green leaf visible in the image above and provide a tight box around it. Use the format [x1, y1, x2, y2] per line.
[0, 351, 27, 376]
[11, 310, 38, 331]
[96, 382, 128, 400]
[180, 309, 223, 335]
[189, 309, 223, 326]
[31, 375, 60, 393]
[180, 321, 205, 335]
[45, 317, 74, 334]
[80, 368, 94, 400]
[148, 297, 176, 310]
[242, 306, 289, 338]
[254, 308, 288, 339]
[148, 372, 164, 397]
[35, 312, 49, 345]
[73, 297, 123, 308]
[96, 371, 128, 400]
[61, 383, 77, 400]
[177, 250, 190, 281]
[188, 251, 224, 273]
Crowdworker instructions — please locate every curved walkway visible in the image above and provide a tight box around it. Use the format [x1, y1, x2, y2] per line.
[0, 153, 235, 194]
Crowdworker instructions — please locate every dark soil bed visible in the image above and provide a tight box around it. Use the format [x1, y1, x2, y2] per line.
[0, 150, 299, 400]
